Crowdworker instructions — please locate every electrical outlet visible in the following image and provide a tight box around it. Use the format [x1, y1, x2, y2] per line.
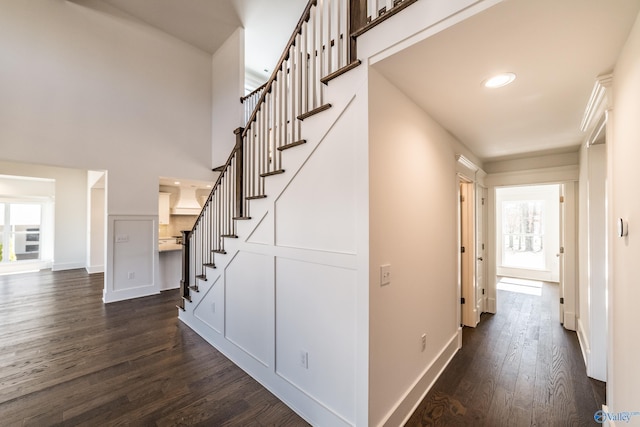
[211, 302, 216, 313]
[127, 272, 135, 279]
[380, 264, 391, 286]
[299, 350, 309, 369]
[421, 333, 426, 352]
[115, 234, 129, 243]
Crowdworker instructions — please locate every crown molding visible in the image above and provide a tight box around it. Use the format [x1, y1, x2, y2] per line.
[580, 74, 613, 133]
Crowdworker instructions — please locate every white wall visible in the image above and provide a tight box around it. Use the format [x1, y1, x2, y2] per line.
[0, 0, 213, 300]
[609, 10, 640, 419]
[211, 28, 245, 166]
[0, 161, 87, 271]
[368, 69, 461, 426]
[87, 173, 105, 274]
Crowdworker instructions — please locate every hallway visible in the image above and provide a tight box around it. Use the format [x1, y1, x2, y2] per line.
[406, 283, 605, 426]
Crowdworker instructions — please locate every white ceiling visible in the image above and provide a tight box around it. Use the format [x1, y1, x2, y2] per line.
[372, 0, 640, 161]
[73, 0, 640, 162]
[79, 0, 306, 84]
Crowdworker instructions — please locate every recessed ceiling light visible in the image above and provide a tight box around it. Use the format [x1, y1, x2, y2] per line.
[174, 181, 180, 185]
[483, 72, 516, 88]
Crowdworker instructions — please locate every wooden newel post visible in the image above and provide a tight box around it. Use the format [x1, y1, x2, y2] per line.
[180, 229, 192, 306]
[349, 0, 367, 62]
[234, 127, 244, 219]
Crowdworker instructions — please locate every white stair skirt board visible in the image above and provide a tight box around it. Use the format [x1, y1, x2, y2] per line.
[497, 277, 542, 296]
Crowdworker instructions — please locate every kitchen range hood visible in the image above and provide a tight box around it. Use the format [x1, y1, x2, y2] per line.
[171, 186, 203, 215]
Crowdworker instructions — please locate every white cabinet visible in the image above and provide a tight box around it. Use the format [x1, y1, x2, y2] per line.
[159, 193, 170, 225]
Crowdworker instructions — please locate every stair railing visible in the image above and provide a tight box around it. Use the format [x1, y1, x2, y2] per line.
[179, 0, 417, 309]
[241, 83, 267, 125]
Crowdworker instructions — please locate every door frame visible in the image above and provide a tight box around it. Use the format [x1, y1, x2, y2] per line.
[458, 176, 477, 328]
[455, 154, 486, 330]
[485, 175, 578, 329]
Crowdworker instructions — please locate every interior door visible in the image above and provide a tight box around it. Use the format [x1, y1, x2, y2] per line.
[558, 185, 565, 325]
[475, 185, 487, 322]
[460, 180, 476, 327]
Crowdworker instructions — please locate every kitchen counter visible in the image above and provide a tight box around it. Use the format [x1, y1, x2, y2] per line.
[158, 243, 181, 290]
[158, 242, 182, 252]
[158, 237, 182, 252]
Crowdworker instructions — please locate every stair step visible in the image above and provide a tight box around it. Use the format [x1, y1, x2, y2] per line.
[278, 139, 306, 151]
[260, 169, 285, 178]
[176, 303, 185, 312]
[297, 104, 331, 121]
[183, 295, 192, 303]
[233, 216, 252, 220]
[195, 275, 207, 282]
[203, 263, 217, 269]
[246, 195, 267, 200]
[189, 284, 200, 292]
[320, 60, 361, 85]
[212, 249, 227, 255]
[221, 234, 238, 239]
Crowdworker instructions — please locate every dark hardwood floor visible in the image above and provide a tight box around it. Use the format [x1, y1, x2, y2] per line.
[0, 269, 308, 427]
[406, 282, 606, 427]
[1, 270, 605, 426]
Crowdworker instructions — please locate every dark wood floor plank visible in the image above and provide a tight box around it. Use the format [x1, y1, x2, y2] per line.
[406, 282, 605, 427]
[0, 269, 308, 426]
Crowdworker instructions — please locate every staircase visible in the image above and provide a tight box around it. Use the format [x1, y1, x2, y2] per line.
[176, 0, 418, 425]
[178, 0, 417, 310]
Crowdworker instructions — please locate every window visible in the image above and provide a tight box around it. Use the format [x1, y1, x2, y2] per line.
[501, 200, 545, 270]
[0, 203, 42, 263]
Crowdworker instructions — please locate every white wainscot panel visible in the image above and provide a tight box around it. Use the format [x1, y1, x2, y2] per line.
[193, 274, 224, 334]
[112, 218, 154, 291]
[275, 104, 357, 254]
[246, 211, 273, 245]
[276, 257, 357, 424]
[225, 251, 274, 367]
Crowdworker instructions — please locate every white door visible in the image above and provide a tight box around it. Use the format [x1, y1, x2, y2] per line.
[475, 185, 487, 322]
[460, 180, 476, 327]
[558, 185, 565, 326]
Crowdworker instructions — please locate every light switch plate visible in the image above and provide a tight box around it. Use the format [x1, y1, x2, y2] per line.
[381, 264, 391, 286]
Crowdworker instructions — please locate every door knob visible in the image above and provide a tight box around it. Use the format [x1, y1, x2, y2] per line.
[477, 257, 483, 261]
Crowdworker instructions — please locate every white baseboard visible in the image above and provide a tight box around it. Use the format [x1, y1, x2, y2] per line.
[52, 261, 85, 271]
[563, 311, 576, 331]
[487, 297, 496, 313]
[103, 286, 159, 303]
[577, 318, 590, 367]
[381, 332, 460, 427]
[85, 265, 104, 274]
[601, 405, 615, 427]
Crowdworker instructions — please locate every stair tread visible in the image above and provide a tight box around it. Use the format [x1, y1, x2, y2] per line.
[203, 263, 217, 268]
[297, 104, 331, 121]
[221, 234, 238, 238]
[212, 249, 227, 254]
[278, 139, 306, 151]
[246, 195, 267, 200]
[195, 275, 207, 281]
[260, 169, 285, 178]
[320, 60, 361, 85]
[233, 216, 252, 220]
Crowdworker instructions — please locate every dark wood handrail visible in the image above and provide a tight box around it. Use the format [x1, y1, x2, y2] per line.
[240, 82, 268, 104]
[241, 0, 318, 138]
[351, 0, 418, 38]
[191, 127, 244, 233]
